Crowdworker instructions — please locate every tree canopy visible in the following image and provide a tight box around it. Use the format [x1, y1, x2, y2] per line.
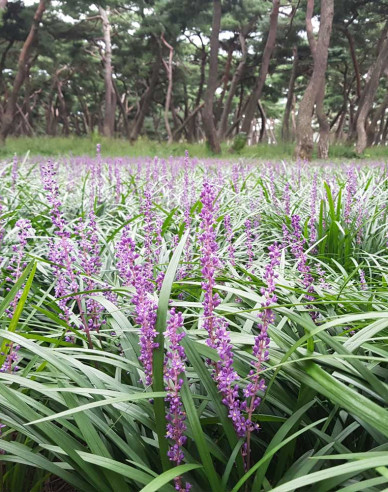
[1, 0, 387, 157]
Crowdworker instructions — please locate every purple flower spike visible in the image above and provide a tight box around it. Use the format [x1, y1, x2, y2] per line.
[116, 225, 158, 386]
[244, 242, 282, 468]
[199, 182, 221, 348]
[0, 343, 21, 373]
[283, 182, 290, 216]
[164, 308, 191, 492]
[214, 320, 247, 437]
[309, 173, 318, 247]
[360, 269, 367, 291]
[244, 243, 281, 417]
[6, 218, 35, 317]
[344, 167, 357, 226]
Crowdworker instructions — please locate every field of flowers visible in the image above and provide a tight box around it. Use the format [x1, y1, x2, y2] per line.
[0, 150, 387, 492]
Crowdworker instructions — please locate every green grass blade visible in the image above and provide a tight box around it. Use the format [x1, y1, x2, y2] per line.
[139, 464, 202, 492]
[181, 378, 222, 492]
[270, 456, 388, 492]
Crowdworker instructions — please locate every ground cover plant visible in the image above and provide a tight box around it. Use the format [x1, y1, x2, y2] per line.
[0, 150, 387, 491]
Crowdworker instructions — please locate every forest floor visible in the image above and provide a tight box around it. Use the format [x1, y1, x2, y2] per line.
[1, 136, 388, 160]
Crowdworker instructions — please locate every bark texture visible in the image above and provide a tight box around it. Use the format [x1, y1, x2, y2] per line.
[294, 0, 334, 161]
[129, 47, 161, 142]
[240, 0, 280, 135]
[0, 0, 48, 143]
[161, 33, 174, 144]
[355, 23, 388, 154]
[99, 7, 116, 138]
[282, 46, 298, 142]
[367, 91, 388, 147]
[218, 29, 249, 140]
[202, 0, 221, 153]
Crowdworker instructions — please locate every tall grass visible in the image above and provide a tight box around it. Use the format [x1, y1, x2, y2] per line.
[0, 154, 386, 491]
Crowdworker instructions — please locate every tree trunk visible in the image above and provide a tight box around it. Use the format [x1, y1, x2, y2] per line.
[342, 27, 361, 99]
[366, 91, 388, 147]
[173, 103, 204, 140]
[0, 40, 14, 88]
[334, 86, 348, 142]
[129, 48, 161, 142]
[382, 116, 388, 144]
[74, 88, 92, 134]
[216, 41, 234, 119]
[202, 0, 222, 153]
[375, 107, 387, 145]
[307, 0, 331, 159]
[294, 0, 334, 161]
[218, 31, 248, 140]
[282, 46, 298, 142]
[355, 24, 388, 154]
[188, 43, 206, 142]
[258, 101, 266, 142]
[0, 0, 48, 143]
[99, 7, 116, 138]
[316, 81, 330, 158]
[161, 33, 174, 144]
[240, 0, 280, 135]
[291, 94, 297, 138]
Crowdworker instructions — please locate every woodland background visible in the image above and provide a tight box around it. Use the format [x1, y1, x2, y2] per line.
[1, 0, 388, 159]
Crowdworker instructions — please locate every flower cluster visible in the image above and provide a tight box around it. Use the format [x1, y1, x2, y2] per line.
[6, 219, 35, 316]
[42, 161, 68, 236]
[116, 226, 158, 386]
[199, 182, 248, 438]
[164, 308, 191, 491]
[0, 343, 20, 373]
[42, 161, 96, 345]
[75, 211, 104, 332]
[42, 162, 76, 316]
[289, 215, 314, 301]
[309, 173, 318, 246]
[214, 320, 247, 437]
[135, 279, 158, 386]
[199, 182, 221, 348]
[360, 269, 367, 291]
[344, 167, 357, 226]
[245, 243, 282, 418]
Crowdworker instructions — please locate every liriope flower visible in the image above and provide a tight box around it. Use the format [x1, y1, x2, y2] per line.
[164, 308, 191, 492]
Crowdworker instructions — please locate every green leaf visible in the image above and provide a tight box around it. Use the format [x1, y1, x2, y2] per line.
[139, 464, 202, 492]
[270, 456, 388, 492]
[0, 441, 90, 492]
[304, 362, 388, 438]
[0, 261, 37, 365]
[181, 378, 222, 492]
[77, 453, 158, 487]
[27, 392, 167, 425]
[231, 416, 326, 492]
